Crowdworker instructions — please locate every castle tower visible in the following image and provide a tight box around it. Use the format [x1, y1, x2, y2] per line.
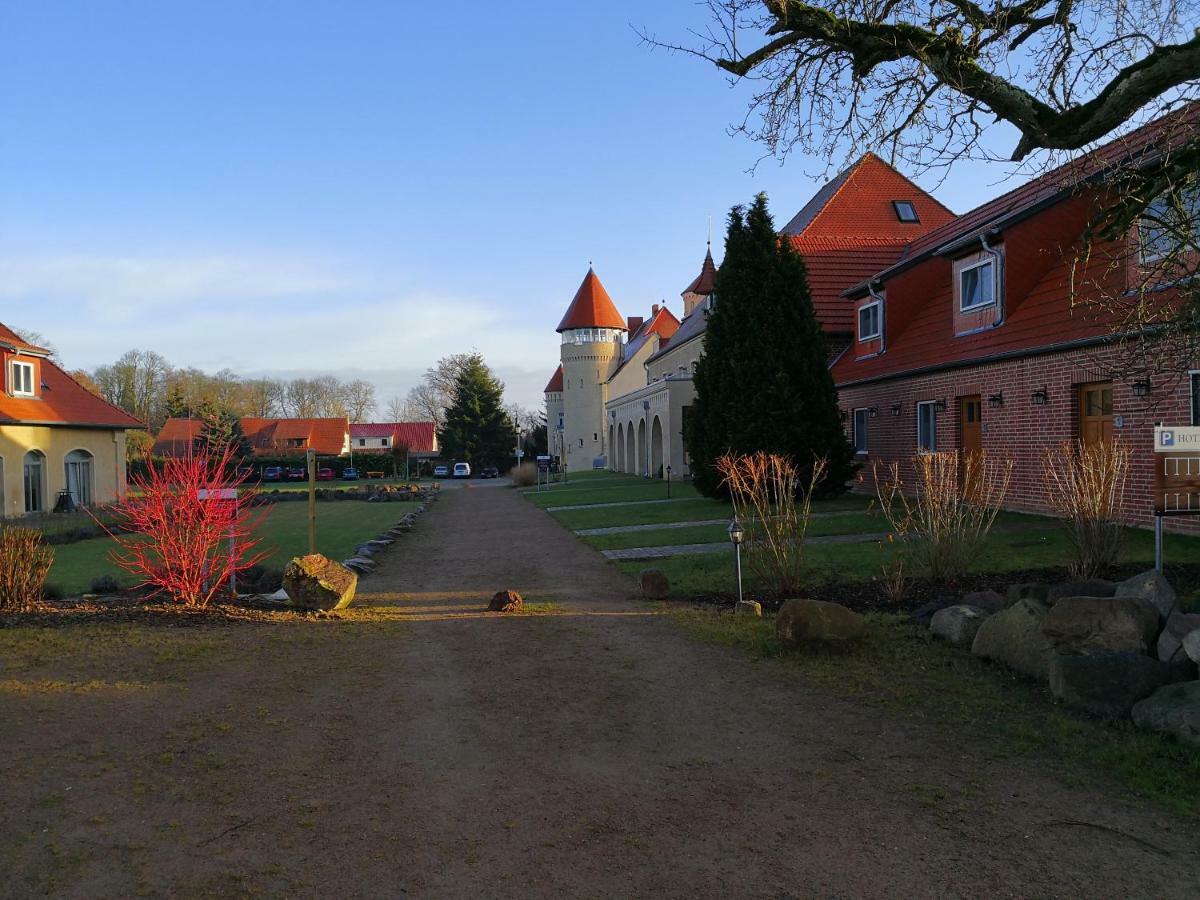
[556, 268, 626, 471]
[681, 244, 717, 317]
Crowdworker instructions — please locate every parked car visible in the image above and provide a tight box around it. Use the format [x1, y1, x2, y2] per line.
[342, 467, 359, 480]
[453, 462, 471, 479]
[263, 466, 284, 482]
[479, 466, 499, 479]
[286, 467, 307, 481]
[316, 467, 335, 481]
[433, 464, 449, 478]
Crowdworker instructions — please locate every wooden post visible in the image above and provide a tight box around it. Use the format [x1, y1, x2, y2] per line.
[306, 449, 317, 554]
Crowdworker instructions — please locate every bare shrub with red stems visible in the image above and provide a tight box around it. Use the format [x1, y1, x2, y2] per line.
[92, 450, 270, 608]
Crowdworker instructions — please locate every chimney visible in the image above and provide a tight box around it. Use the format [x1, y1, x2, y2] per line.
[626, 316, 643, 334]
[651, 303, 660, 316]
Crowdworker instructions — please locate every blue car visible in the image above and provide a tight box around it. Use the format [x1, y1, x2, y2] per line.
[342, 467, 359, 480]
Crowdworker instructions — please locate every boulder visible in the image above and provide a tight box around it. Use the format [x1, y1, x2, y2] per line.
[1132, 682, 1200, 747]
[910, 597, 955, 627]
[1049, 652, 1166, 719]
[1007, 583, 1050, 606]
[1185, 629, 1200, 665]
[283, 554, 358, 611]
[488, 590, 523, 612]
[343, 557, 375, 575]
[1041, 596, 1159, 655]
[639, 568, 671, 601]
[734, 599, 762, 618]
[971, 598, 1055, 680]
[1114, 570, 1177, 620]
[1157, 612, 1200, 671]
[1047, 579, 1117, 602]
[930, 605, 990, 646]
[962, 590, 1006, 613]
[776, 599, 865, 649]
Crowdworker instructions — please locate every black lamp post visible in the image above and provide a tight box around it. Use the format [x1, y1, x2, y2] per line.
[666, 464, 672, 498]
[728, 516, 745, 605]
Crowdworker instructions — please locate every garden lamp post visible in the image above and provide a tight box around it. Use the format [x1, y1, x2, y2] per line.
[728, 516, 745, 605]
[665, 464, 672, 498]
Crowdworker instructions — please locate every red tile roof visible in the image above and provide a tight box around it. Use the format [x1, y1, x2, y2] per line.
[782, 153, 956, 245]
[349, 422, 437, 454]
[155, 416, 349, 457]
[682, 247, 717, 296]
[544, 365, 564, 393]
[800, 244, 910, 333]
[556, 268, 626, 332]
[0, 323, 143, 429]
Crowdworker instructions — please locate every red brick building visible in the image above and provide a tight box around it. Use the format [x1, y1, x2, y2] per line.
[823, 110, 1199, 529]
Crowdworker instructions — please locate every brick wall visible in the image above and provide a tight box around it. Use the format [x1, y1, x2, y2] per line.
[837, 342, 1199, 533]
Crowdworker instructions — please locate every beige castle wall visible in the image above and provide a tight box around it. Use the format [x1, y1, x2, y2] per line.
[606, 377, 695, 479]
[544, 390, 564, 460]
[560, 337, 621, 471]
[0, 425, 129, 517]
[648, 336, 703, 382]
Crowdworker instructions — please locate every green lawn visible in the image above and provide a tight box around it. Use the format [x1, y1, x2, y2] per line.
[524, 480, 703, 509]
[46, 501, 408, 595]
[616, 524, 1200, 597]
[550, 497, 736, 530]
[581, 511, 888, 551]
[672, 608, 1200, 815]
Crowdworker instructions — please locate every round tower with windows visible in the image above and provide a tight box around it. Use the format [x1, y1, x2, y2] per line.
[556, 268, 627, 471]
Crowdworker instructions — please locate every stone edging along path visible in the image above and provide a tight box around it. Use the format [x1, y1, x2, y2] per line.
[338, 492, 439, 576]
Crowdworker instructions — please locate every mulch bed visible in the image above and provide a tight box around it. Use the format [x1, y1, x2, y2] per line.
[0, 592, 338, 629]
[683, 561, 1200, 615]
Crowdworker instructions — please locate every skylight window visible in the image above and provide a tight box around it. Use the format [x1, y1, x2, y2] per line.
[893, 200, 919, 223]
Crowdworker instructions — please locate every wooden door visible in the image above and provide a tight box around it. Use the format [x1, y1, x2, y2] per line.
[959, 396, 982, 497]
[1078, 383, 1114, 445]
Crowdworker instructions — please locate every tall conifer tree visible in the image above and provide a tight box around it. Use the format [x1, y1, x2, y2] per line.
[684, 193, 854, 497]
[438, 355, 518, 468]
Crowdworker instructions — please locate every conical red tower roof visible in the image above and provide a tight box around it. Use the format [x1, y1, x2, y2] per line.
[556, 268, 626, 333]
[544, 365, 564, 393]
[681, 246, 717, 296]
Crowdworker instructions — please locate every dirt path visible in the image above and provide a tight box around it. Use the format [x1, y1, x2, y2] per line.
[1, 483, 1197, 898]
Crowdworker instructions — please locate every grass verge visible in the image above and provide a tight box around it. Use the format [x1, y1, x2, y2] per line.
[671, 606, 1200, 816]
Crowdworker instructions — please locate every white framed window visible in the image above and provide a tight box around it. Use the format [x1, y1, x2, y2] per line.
[858, 300, 882, 341]
[959, 259, 996, 311]
[917, 401, 937, 452]
[1191, 371, 1200, 426]
[359, 438, 366, 447]
[1140, 186, 1200, 263]
[10, 361, 35, 397]
[381, 437, 389, 447]
[853, 408, 869, 455]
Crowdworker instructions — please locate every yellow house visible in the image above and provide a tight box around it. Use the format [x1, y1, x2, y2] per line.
[1, 323, 141, 517]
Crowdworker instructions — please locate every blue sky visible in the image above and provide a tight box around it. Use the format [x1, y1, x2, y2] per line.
[0, 1, 1027, 411]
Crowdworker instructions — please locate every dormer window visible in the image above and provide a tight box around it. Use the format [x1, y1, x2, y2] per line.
[10, 360, 35, 397]
[858, 300, 882, 341]
[893, 200, 919, 223]
[959, 259, 997, 311]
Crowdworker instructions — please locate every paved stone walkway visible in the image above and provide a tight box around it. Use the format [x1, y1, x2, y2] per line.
[601, 531, 891, 560]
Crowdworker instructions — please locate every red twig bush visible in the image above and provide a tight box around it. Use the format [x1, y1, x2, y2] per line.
[92, 450, 269, 607]
[716, 451, 826, 597]
[0, 527, 54, 612]
[1043, 439, 1131, 578]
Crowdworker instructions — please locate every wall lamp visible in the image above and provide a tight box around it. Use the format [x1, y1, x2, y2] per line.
[934, 399, 947, 413]
[988, 392, 1004, 409]
[1031, 387, 1049, 406]
[1131, 379, 1152, 398]
[891, 403, 902, 417]
[868, 407, 879, 418]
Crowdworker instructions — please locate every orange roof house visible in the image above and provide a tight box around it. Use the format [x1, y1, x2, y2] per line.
[154, 416, 350, 457]
[1, 321, 143, 515]
[349, 422, 438, 455]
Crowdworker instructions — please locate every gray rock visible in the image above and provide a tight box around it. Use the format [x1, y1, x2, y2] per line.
[1158, 612, 1200, 666]
[1047, 579, 1117, 602]
[639, 569, 671, 600]
[1132, 682, 1200, 747]
[1041, 596, 1159, 655]
[1114, 570, 1177, 620]
[734, 600, 762, 618]
[283, 554, 357, 611]
[342, 557, 376, 574]
[1007, 583, 1050, 606]
[776, 599, 865, 649]
[930, 605, 990, 646]
[962, 590, 1006, 613]
[910, 597, 955, 627]
[1049, 652, 1166, 719]
[971, 598, 1056, 680]
[1185, 629, 1200, 665]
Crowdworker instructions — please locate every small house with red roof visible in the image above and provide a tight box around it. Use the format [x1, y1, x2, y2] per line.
[1, 322, 143, 515]
[154, 416, 351, 458]
[350, 422, 438, 457]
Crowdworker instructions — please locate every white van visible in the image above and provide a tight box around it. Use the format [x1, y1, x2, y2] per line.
[453, 462, 471, 479]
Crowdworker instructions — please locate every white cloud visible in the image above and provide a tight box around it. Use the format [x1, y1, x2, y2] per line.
[0, 253, 559, 409]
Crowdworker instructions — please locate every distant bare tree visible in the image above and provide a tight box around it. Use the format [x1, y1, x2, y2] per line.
[342, 379, 377, 421]
[385, 394, 408, 422]
[402, 352, 485, 428]
[11, 327, 58, 360]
